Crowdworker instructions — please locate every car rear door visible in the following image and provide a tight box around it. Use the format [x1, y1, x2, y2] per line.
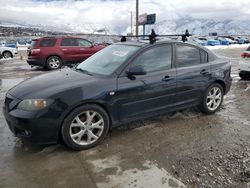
[174, 43, 211, 107]
[116, 44, 177, 121]
[60, 38, 79, 62]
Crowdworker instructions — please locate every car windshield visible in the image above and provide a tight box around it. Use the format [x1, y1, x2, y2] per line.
[76, 44, 139, 76]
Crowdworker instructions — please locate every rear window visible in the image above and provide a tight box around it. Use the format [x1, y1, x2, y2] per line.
[30, 40, 37, 48]
[176, 45, 201, 68]
[247, 46, 250, 51]
[39, 38, 56, 47]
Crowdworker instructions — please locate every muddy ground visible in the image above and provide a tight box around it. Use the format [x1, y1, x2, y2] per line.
[0, 47, 249, 188]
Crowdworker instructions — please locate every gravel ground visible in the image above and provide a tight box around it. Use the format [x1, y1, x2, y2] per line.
[0, 47, 249, 188]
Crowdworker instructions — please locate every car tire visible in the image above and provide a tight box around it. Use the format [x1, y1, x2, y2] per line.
[199, 83, 224, 114]
[239, 73, 250, 80]
[61, 104, 110, 150]
[3, 51, 12, 59]
[46, 56, 62, 70]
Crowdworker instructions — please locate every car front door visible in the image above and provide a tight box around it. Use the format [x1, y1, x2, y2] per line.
[174, 44, 211, 107]
[76, 39, 94, 61]
[116, 44, 177, 121]
[60, 38, 79, 62]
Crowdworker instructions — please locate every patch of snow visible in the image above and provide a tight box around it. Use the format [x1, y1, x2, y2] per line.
[96, 160, 186, 188]
[206, 44, 249, 50]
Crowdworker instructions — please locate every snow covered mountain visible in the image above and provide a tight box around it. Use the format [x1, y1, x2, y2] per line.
[1, 17, 250, 36]
[143, 18, 250, 35]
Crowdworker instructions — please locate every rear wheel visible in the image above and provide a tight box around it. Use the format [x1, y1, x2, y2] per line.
[61, 104, 110, 150]
[46, 56, 62, 70]
[199, 83, 224, 114]
[3, 51, 12, 59]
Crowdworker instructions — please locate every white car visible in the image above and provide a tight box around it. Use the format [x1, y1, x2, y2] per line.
[239, 46, 250, 80]
[0, 46, 18, 59]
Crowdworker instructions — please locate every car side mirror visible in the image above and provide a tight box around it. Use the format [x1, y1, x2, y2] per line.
[126, 66, 146, 77]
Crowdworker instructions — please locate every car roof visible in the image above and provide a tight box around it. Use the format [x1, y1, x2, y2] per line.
[38, 36, 89, 40]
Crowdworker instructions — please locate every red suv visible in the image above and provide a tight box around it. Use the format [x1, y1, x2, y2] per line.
[27, 36, 106, 70]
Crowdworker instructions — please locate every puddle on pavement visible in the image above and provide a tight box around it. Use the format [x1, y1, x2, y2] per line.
[88, 156, 186, 188]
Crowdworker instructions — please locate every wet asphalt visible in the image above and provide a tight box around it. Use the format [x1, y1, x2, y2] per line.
[0, 47, 249, 188]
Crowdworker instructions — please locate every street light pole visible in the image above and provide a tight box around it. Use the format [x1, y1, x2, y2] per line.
[130, 11, 133, 35]
[135, 0, 139, 36]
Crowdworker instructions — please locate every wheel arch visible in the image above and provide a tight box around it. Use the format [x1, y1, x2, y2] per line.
[46, 54, 62, 62]
[212, 80, 226, 94]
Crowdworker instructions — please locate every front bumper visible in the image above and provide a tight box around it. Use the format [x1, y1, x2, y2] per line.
[2, 93, 60, 144]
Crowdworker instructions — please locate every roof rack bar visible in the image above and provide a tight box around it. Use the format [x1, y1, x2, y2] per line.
[120, 29, 192, 43]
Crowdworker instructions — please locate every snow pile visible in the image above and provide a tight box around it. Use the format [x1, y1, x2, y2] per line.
[206, 44, 249, 50]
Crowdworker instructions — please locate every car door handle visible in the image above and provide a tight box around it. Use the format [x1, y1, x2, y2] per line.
[80, 48, 86, 50]
[61, 49, 67, 51]
[200, 69, 209, 75]
[162, 76, 173, 81]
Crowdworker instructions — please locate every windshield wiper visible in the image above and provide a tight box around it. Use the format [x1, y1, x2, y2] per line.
[75, 67, 93, 76]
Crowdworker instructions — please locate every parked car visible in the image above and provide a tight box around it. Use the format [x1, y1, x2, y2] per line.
[0, 46, 18, 58]
[190, 37, 207, 46]
[239, 45, 250, 79]
[224, 38, 238, 45]
[5, 40, 17, 48]
[3, 40, 232, 150]
[216, 37, 230, 46]
[207, 39, 221, 46]
[27, 36, 107, 70]
[235, 37, 245, 44]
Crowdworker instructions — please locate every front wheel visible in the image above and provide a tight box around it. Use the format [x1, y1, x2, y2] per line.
[61, 104, 110, 150]
[199, 83, 224, 114]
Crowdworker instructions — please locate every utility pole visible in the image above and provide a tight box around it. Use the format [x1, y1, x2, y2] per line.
[130, 11, 133, 35]
[135, 0, 139, 36]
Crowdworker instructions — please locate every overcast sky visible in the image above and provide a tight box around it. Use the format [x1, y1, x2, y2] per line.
[0, 0, 250, 33]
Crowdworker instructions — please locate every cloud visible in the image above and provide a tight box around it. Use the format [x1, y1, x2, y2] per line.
[0, 0, 250, 34]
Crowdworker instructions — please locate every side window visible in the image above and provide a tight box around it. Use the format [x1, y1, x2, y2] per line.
[176, 45, 201, 68]
[78, 39, 92, 47]
[39, 39, 56, 47]
[131, 45, 172, 73]
[200, 50, 208, 63]
[61, 38, 78, 46]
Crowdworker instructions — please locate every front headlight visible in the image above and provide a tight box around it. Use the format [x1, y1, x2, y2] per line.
[17, 99, 54, 111]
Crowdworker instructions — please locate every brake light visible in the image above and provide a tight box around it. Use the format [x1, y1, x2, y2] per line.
[241, 52, 250, 58]
[30, 49, 40, 55]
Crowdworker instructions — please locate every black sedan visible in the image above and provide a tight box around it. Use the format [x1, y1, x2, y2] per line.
[3, 40, 232, 150]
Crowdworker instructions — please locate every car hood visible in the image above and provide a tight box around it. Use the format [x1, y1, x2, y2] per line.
[8, 68, 97, 99]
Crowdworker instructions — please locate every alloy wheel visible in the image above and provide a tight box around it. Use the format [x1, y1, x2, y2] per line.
[48, 58, 60, 69]
[69, 110, 104, 146]
[206, 86, 222, 111]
